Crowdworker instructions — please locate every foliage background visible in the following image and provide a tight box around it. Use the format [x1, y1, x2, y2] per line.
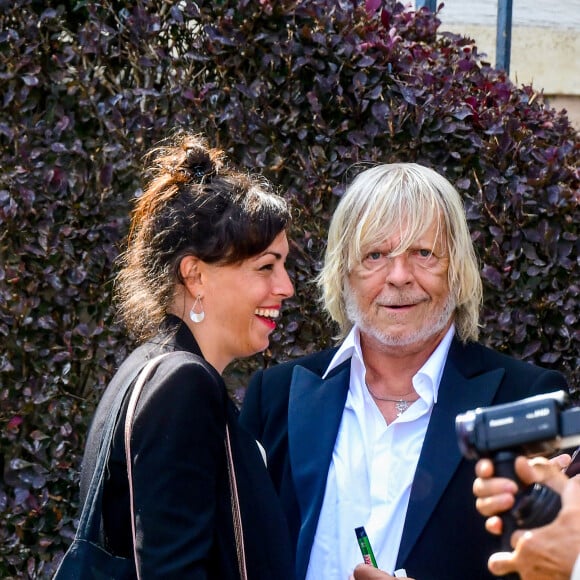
[0, 0, 578, 576]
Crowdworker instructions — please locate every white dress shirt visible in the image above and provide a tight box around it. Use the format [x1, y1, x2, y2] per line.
[305, 324, 454, 580]
[572, 554, 580, 580]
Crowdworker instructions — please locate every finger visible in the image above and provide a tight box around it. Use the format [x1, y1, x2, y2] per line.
[352, 563, 394, 579]
[551, 453, 572, 470]
[487, 551, 517, 576]
[518, 456, 568, 492]
[510, 529, 525, 549]
[485, 515, 503, 535]
[514, 455, 542, 485]
[476, 492, 516, 516]
[562, 474, 580, 503]
[473, 476, 518, 499]
[475, 458, 494, 478]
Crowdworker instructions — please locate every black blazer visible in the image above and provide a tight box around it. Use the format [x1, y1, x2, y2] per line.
[80, 316, 294, 579]
[239, 338, 568, 580]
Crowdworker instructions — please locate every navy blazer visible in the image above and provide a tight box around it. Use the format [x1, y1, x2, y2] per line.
[81, 316, 294, 579]
[240, 338, 568, 580]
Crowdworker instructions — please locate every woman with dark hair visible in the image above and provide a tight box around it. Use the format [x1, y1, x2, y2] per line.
[78, 132, 295, 578]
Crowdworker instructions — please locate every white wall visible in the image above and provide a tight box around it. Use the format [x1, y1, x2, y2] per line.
[425, 0, 580, 127]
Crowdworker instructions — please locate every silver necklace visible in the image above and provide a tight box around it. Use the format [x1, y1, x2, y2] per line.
[365, 383, 418, 416]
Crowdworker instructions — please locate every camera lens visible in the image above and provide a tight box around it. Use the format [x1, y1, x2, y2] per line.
[455, 410, 478, 459]
[512, 483, 562, 528]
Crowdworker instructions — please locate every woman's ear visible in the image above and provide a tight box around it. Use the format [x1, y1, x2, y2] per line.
[179, 255, 202, 297]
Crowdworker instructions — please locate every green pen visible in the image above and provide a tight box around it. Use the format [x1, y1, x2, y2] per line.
[355, 526, 378, 568]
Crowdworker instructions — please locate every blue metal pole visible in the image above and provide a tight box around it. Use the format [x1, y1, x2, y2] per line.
[496, 0, 513, 73]
[415, 0, 437, 12]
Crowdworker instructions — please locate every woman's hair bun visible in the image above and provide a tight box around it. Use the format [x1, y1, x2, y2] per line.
[146, 132, 226, 185]
[179, 134, 224, 183]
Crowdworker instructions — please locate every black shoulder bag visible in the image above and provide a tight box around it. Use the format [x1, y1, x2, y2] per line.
[53, 352, 176, 579]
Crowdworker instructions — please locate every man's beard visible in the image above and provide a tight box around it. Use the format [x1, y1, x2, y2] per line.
[344, 282, 456, 348]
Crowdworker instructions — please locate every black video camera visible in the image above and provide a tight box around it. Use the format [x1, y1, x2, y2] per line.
[456, 391, 580, 533]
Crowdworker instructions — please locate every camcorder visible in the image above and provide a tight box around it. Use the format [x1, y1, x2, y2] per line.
[456, 390, 580, 532]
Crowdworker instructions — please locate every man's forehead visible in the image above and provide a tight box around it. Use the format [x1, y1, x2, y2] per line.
[368, 217, 446, 247]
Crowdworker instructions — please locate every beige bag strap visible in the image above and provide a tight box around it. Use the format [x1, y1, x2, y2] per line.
[225, 423, 248, 580]
[124, 352, 248, 580]
[124, 352, 176, 580]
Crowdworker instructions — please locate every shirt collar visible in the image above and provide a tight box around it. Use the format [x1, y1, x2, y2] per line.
[322, 323, 455, 404]
[322, 326, 359, 379]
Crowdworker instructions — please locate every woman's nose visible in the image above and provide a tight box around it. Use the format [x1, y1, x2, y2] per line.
[276, 267, 294, 298]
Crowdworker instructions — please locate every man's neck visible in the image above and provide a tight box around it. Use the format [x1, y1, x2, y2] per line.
[360, 325, 450, 394]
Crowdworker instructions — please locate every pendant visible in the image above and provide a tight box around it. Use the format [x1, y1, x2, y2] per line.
[395, 399, 410, 416]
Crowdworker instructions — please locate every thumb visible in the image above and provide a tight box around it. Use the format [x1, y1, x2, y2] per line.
[488, 550, 518, 577]
[562, 474, 580, 505]
[514, 456, 544, 486]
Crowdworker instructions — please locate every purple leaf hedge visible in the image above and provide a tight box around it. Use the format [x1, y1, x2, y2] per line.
[0, 0, 578, 575]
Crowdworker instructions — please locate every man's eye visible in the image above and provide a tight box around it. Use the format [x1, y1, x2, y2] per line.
[418, 249, 433, 258]
[367, 252, 382, 260]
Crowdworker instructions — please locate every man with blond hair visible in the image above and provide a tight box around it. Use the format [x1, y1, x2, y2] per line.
[241, 163, 567, 580]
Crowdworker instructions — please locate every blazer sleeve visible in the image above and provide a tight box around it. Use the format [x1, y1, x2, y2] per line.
[128, 356, 225, 578]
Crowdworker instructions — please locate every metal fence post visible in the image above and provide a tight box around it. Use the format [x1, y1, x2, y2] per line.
[496, 0, 513, 73]
[415, 0, 437, 12]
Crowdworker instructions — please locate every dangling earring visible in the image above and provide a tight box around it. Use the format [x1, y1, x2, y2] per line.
[189, 295, 205, 323]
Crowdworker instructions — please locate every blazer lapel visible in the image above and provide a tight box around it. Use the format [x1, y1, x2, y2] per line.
[397, 343, 505, 566]
[288, 360, 350, 580]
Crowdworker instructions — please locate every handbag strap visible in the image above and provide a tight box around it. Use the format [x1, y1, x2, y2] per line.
[124, 353, 248, 580]
[123, 351, 178, 580]
[225, 424, 248, 580]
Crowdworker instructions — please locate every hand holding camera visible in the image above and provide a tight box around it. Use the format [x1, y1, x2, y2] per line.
[457, 391, 580, 579]
[473, 456, 580, 580]
[456, 390, 580, 546]
[474, 455, 571, 535]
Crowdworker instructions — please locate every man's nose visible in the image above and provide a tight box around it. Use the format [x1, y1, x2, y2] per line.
[384, 254, 414, 285]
